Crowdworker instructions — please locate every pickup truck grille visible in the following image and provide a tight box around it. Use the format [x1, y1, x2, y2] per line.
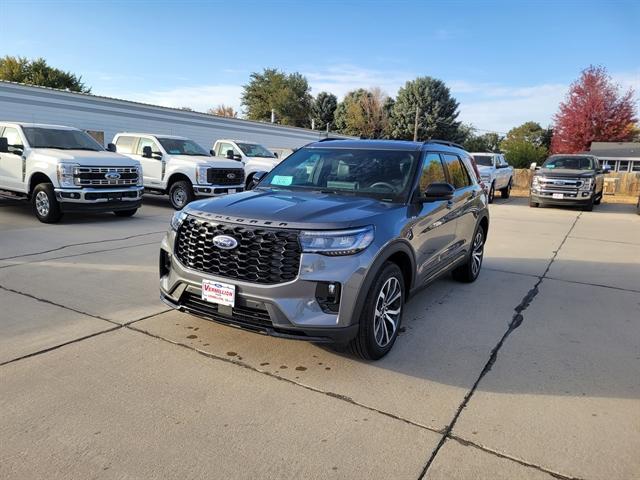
[174, 217, 301, 284]
[75, 166, 139, 187]
[206, 168, 245, 185]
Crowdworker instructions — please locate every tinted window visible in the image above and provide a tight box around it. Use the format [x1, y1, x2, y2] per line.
[158, 138, 208, 156]
[115, 136, 136, 154]
[236, 142, 275, 158]
[136, 137, 160, 155]
[542, 156, 594, 170]
[443, 154, 472, 189]
[22, 127, 103, 151]
[260, 147, 419, 202]
[473, 155, 493, 167]
[419, 153, 446, 192]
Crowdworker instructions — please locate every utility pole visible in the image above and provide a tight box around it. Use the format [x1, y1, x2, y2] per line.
[271, 109, 275, 123]
[311, 118, 315, 130]
[413, 105, 419, 142]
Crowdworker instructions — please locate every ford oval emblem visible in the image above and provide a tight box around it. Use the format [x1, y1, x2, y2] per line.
[105, 172, 121, 180]
[212, 235, 238, 250]
[226, 173, 236, 179]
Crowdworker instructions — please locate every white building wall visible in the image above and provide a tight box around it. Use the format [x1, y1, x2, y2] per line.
[0, 81, 345, 150]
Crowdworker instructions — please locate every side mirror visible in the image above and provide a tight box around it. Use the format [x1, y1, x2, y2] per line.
[423, 182, 455, 201]
[0, 137, 8, 153]
[233, 154, 242, 161]
[142, 146, 153, 158]
[247, 171, 268, 190]
[107, 143, 117, 152]
[226, 149, 235, 159]
[529, 162, 537, 170]
[273, 152, 279, 158]
[209, 149, 215, 156]
[603, 165, 611, 174]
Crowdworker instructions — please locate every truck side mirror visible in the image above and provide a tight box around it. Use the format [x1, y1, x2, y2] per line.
[209, 149, 215, 156]
[273, 152, 279, 158]
[142, 146, 153, 158]
[107, 143, 117, 152]
[226, 149, 234, 159]
[603, 165, 611, 174]
[529, 162, 537, 170]
[247, 171, 267, 190]
[0, 137, 8, 153]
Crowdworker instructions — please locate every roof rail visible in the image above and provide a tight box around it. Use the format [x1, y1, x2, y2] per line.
[317, 137, 341, 142]
[424, 139, 465, 150]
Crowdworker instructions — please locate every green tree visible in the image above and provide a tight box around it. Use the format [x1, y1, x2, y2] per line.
[312, 92, 337, 131]
[0, 55, 90, 93]
[334, 88, 390, 138]
[389, 76, 463, 142]
[500, 121, 549, 168]
[241, 68, 313, 127]
[462, 127, 503, 152]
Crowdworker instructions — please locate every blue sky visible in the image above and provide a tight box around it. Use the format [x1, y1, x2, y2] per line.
[1, 0, 638, 133]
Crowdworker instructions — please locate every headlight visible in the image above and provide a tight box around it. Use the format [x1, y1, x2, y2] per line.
[57, 162, 79, 188]
[136, 165, 143, 186]
[300, 226, 374, 256]
[196, 166, 209, 184]
[579, 178, 593, 190]
[170, 211, 188, 231]
[532, 176, 540, 187]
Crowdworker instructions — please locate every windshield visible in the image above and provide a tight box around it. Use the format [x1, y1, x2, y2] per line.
[158, 138, 208, 156]
[543, 156, 594, 170]
[258, 147, 419, 202]
[23, 127, 104, 151]
[237, 142, 275, 158]
[473, 155, 493, 167]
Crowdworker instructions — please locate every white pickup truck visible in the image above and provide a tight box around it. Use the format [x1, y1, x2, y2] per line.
[0, 122, 143, 223]
[471, 152, 514, 203]
[212, 139, 281, 187]
[113, 133, 245, 210]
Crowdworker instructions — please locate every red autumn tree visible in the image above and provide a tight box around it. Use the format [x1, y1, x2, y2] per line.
[551, 66, 637, 154]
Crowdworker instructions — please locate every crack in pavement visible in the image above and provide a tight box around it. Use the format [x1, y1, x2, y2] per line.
[417, 212, 583, 480]
[0, 230, 166, 261]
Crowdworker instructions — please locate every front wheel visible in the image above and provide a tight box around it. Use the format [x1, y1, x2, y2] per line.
[488, 182, 495, 203]
[32, 183, 62, 223]
[349, 262, 405, 360]
[529, 198, 539, 208]
[452, 224, 485, 283]
[169, 180, 194, 210]
[114, 208, 138, 217]
[593, 191, 602, 205]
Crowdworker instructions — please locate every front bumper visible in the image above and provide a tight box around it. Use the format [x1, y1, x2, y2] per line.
[158, 230, 375, 343]
[55, 186, 144, 212]
[530, 190, 593, 206]
[193, 184, 244, 196]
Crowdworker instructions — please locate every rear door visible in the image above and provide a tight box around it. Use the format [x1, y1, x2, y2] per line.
[0, 126, 26, 192]
[409, 152, 460, 283]
[442, 153, 479, 257]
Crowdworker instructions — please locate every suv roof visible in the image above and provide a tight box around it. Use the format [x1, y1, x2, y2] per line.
[306, 138, 467, 153]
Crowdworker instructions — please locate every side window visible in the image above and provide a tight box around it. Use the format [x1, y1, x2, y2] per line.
[136, 137, 159, 156]
[115, 136, 136, 154]
[3, 127, 24, 153]
[442, 154, 472, 189]
[217, 142, 232, 156]
[419, 153, 447, 192]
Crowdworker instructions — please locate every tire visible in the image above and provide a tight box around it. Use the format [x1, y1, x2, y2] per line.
[488, 182, 495, 203]
[348, 262, 405, 360]
[583, 197, 594, 211]
[114, 208, 138, 217]
[32, 183, 62, 223]
[169, 180, 194, 210]
[593, 191, 602, 205]
[500, 178, 512, 199]
[452, 223, 485, 283]
[245, 173, 254, 190]
[529, 198, 539, 208]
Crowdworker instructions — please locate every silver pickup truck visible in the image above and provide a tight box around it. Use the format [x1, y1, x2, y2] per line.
[471, 152, 514, 203]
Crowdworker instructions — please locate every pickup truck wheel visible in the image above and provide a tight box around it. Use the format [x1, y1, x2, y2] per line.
[349, 262, 405, 360]
[169, 180, 194, 210]
[32, 183, 62, 223]
[529, 198, 539, 208]
[593, 191, 602, 205]
[452, 224, 485, 283]
[500, 179, 512, 199]
[113, 209, 138, 217]
[488, 182, 495, 203]
[583, 198, 594, 211]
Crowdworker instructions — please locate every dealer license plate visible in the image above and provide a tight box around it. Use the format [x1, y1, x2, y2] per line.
[552, 193, 564, 199]
[228, 188, 236, 194]
[201, 279, 235, 307]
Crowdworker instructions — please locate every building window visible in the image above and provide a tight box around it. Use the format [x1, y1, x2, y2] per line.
[631, 161, 640, 172]
[617, 161, 630, 172]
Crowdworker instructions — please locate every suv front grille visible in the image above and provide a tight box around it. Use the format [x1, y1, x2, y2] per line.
[175, 217, 301, 284]
[75, 166, 139, 187]
[207, 168, 245, 185]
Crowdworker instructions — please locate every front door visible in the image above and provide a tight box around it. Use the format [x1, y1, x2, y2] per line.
[135, 137, 164, 188]
[409, 152, 459, 284]
[0, 127, 26, 192]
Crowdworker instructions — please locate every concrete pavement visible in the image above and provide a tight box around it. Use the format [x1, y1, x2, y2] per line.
[1, 195, 638, 479]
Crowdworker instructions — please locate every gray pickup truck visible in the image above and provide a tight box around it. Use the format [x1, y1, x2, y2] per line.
[529, 154, 607, 211]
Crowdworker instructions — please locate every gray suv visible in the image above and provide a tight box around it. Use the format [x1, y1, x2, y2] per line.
[160, 139, 489, 359]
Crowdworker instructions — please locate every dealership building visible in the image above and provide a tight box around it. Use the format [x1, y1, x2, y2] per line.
[0, 81, 338, 152]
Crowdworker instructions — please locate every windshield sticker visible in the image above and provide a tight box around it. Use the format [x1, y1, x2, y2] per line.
[169, 149, 181, 154]
[272, 175, 293, 186]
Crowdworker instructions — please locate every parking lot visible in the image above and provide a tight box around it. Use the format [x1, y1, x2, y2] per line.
[1, 195, 639, 480]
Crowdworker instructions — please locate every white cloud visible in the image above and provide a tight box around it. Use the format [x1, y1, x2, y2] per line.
[304, 64, 411, 99]
[115, 84, 244, 113]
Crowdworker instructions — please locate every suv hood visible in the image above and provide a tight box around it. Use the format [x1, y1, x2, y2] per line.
[537, 168, 595, 177]
[185, 188, 404, 230]
[33, 149, 138, 166]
